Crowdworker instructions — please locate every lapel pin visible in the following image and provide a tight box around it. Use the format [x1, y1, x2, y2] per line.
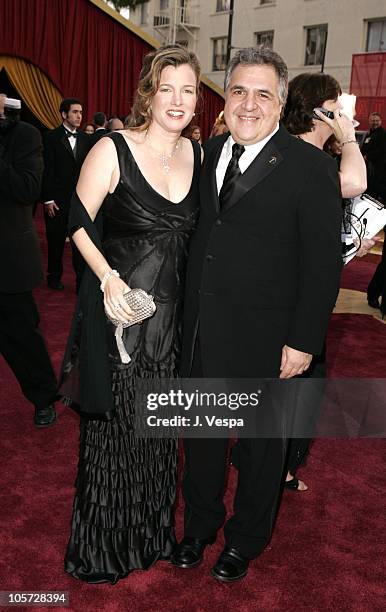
[268, 156, 277, 164]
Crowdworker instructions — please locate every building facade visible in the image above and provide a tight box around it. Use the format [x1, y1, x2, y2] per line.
[130, 0, 386, 93]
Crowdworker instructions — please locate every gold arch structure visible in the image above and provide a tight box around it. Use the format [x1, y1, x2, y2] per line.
[0, 55, 62, 128]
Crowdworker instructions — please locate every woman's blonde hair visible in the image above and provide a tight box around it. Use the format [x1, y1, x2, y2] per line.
[126, 45, 201, 131]
[209, 110, 228, 138]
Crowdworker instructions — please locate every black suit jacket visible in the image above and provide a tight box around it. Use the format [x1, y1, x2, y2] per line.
[361, 126, 386, 172]
[180, 125, 343, 377]
[89, 128, 108, 147]
[361, 126, 386, 199]
[41, 124, 90, 207]
[0, 121, 44, 293]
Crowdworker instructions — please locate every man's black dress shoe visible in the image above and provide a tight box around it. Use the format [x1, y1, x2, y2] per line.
[367, 297, 380, 309]
[34, 404, 57, 428]
[47, 279, 64, 290]
[211, 546, 249, 582]
[171, 536, 216, 568]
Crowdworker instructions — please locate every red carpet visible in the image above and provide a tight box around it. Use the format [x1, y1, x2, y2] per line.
[0, 216, 385, 611]
[340, 255, 380, 293]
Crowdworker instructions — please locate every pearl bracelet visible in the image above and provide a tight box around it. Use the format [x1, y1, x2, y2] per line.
[100, 269, 120, 292]
[341, 139, 358, 147]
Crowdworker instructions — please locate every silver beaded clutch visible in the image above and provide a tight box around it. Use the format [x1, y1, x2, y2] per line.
[106, 288, 156, 363]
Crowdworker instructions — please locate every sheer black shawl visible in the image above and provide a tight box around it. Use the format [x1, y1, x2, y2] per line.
[58, 191, 115, 420]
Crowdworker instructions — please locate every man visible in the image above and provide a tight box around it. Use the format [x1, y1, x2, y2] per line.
[361, 112, 386, 202]
[171, 48, 342, 582]
[363, 113, 386, 309]
[89, 111, 108, 146]
[42, 97, 90, 291]
[107, 116, 124, 131]
[0, 94, 57, 427]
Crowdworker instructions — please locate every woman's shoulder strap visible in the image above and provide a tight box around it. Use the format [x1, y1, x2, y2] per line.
[105, 130, 126, 153]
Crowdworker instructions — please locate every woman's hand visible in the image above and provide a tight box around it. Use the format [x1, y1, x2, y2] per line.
[313, 108, 355, 143]
[103, 276, 135, 323]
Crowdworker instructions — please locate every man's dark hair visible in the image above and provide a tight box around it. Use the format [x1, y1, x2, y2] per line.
[93, 112, 106, 127]
[282, 73, 341, 135]
[60, 97, 82, 114]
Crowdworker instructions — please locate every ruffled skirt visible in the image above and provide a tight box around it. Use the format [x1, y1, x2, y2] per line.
[65, 367, 177, 584]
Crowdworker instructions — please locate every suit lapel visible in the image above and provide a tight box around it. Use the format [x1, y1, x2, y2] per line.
[220, 125, 291, 214]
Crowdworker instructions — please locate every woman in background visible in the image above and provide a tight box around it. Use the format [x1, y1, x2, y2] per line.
[183, 123, 201, 144]
[282, 72, 367, 491]
[209, 110, 229, 138]
[83, 123, 95, 135]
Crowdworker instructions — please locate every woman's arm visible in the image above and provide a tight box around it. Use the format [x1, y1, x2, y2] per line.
[72, 137, 134, 323]
[338, 136, 367, 198]
[315, 110, 367, 198]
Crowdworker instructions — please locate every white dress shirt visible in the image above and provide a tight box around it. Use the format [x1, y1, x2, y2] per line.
[216, 124, 279, 194]
[66, 127, 77, 151]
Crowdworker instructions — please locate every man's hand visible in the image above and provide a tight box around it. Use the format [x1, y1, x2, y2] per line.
[279, 345, 312, 379]
[0, 93, 6, 117]
[354, 236, 381, 258]
[45, 202, 59, 218]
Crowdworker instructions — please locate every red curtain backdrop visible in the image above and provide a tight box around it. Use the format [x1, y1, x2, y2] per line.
[196, 84, 225, 140]
[0, 0, 224, 138]
[350, 52, 386, 129]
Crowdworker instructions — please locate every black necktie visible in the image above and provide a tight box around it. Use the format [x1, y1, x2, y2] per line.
[219, 143, 245, 210]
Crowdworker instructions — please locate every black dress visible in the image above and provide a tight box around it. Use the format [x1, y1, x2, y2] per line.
[65, 132, 200, 584]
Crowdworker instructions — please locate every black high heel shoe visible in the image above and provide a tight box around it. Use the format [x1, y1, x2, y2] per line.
[368, 297, 380, 309]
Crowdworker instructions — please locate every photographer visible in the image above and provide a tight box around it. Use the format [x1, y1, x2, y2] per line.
[0, 94, 57, 427]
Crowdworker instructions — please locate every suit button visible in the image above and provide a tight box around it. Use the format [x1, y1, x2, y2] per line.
[215, 219, 222, 226]
[205, 254, 214, 261]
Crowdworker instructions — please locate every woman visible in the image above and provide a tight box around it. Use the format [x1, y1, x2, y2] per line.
[61, 45, 201, 583]
[324, 133, 342, 158]
[282, 73, 367, 491]
[83, 122, 95, 135]
[209, 110, 229, 138]
[183, 123, 201, 143]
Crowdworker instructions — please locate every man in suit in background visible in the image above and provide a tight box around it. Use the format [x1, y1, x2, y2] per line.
[361, 112, 386, 202]
[89, 111, 108, 146]
[364, 113, 386, 309]
[0, 94, 57, 427]
[172, 48, 342, 582]
[42, 97, 90, 291]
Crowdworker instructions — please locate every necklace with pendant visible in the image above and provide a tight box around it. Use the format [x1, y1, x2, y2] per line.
[146, 135, 181, 174]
